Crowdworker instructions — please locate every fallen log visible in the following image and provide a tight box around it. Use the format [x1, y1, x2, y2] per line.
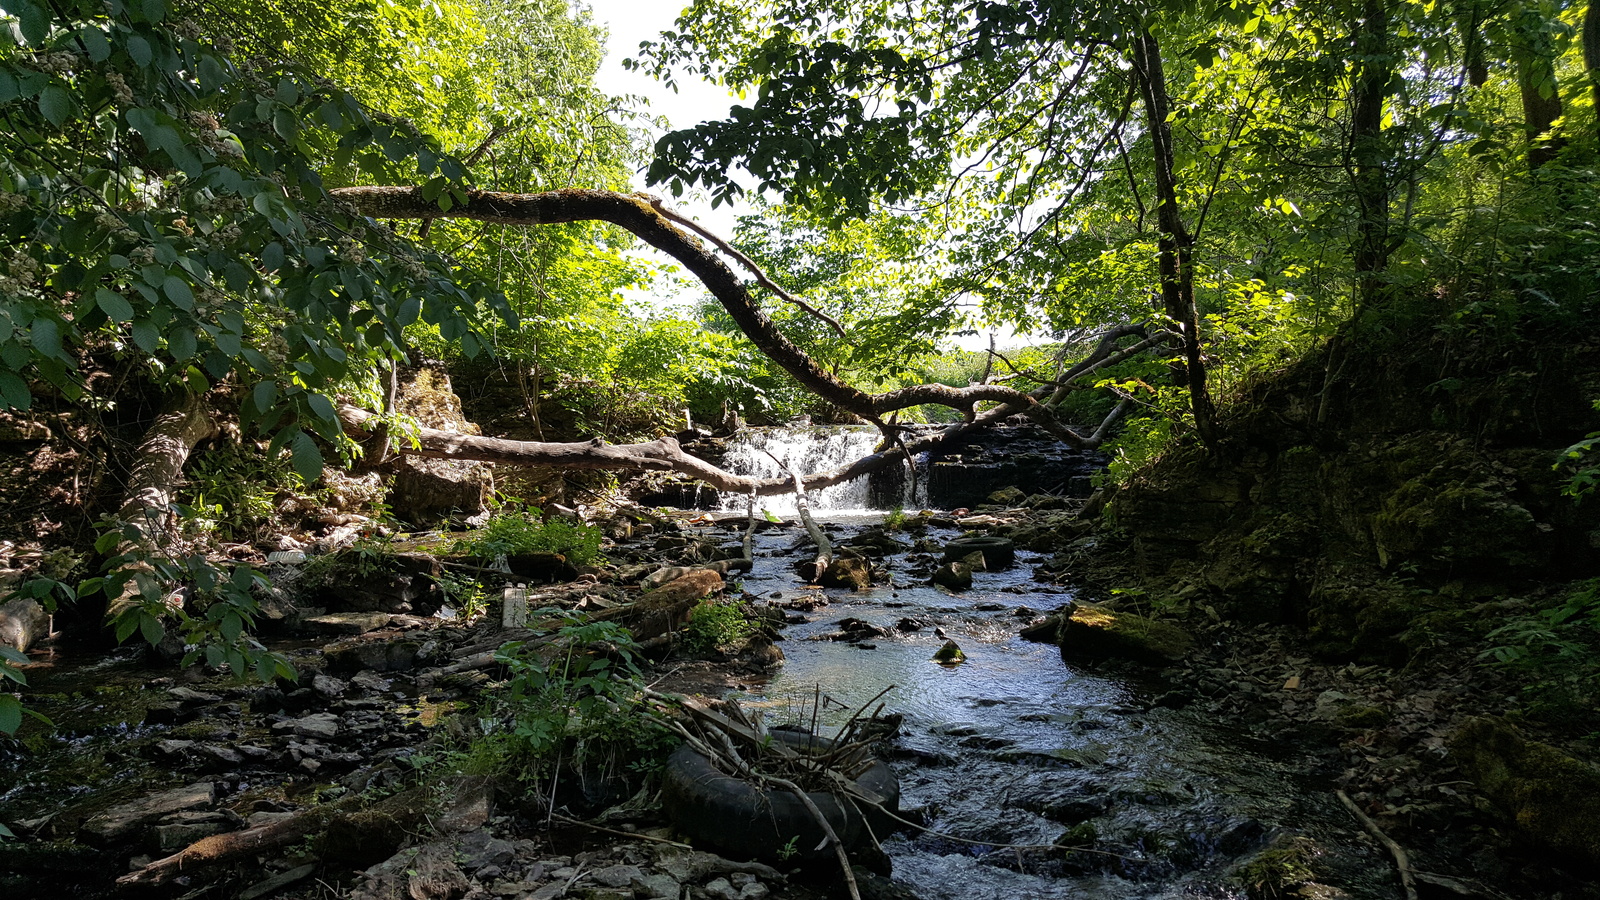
[117, 787, 431, 888]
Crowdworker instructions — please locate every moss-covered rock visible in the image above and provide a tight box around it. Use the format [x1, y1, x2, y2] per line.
[1058, 605, 1194, 665]
[1450, 716, 1600, 866]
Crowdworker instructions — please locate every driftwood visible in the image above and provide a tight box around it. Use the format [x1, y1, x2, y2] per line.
[1337, 790, 1419, 900]
[117, 788, 431, 888]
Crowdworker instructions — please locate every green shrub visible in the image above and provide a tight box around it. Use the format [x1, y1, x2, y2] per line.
[454, 505, 603, 565]
[683, 599, 756, 652]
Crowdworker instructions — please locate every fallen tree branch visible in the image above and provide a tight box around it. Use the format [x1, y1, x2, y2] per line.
[1337, 790, 1419, 900]
[329, 186, 1153, 435]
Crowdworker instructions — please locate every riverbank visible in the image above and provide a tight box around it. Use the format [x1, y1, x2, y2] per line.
[3, 484, 1599, 900]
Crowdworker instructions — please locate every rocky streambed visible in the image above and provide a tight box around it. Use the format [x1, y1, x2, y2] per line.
[1, 500, 1593, 900]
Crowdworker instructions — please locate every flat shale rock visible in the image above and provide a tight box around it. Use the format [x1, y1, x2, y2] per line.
[79, 781, 217, 843]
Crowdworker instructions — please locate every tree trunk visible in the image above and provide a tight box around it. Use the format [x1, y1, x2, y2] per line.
[1586, 0, 1600, 148]
[1130, 28, 1220, 451]
[104, 391, 218, 626]
[1349, 0, 1393, 311]
[1455, 0, 1489, 87]
[1512, 6, 1565, 170]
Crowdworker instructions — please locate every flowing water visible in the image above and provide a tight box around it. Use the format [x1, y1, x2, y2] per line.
[698, 425, 1389, 898]
[707, 518, 1388, 900]
[716, 426, 921, 514]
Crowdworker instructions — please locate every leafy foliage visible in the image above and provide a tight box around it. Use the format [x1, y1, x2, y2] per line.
[0, 0, 507, 477]
[683, 599, 756, 653]
[453, 504, 603, 566]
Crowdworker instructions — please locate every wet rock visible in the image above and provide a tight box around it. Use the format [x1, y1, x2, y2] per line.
[459, 829, 516, 873]
[986, 486, 1027, 506]
[1056, 604, 1194, 665]
[634, 872, 682, 898]
[1450, 716, 1600, 866]
[591, 863, 643, 887]
[166, 686, 221, 704]
[702, 877, 741, 900]
[238, 863, 318, 900]
[324, 635, 422, 672]
[305, 612, 395, 636]
[313, 673, 348, 698]
[932, 639, 966, 665]
[278, 712, 341, 739]
[0, 596, 47, 652]
[931, 561, 973, 590]
[821, 556, 872, 589]
[79, 781, 217, 843]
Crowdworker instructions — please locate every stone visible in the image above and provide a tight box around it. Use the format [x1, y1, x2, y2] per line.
[79, 781, 216, 843]
[631, 873, 681, 899]
[313, 673, 348, 697]
[166, 686, 221, 704]
[528, 885, 567, 900]
[153, 819, 230, 852]
[820, 557, 872, 589]
[702, 878, 740, 900]
[305, 612, 395, 636]
[931, 562, 972, 590]
[590, 864, 642, 888]
[323, 635, 422, 672]
[932, 639, 966, 665]
[1056, 604, 1194, 665]
[239, 863, 318, 900]
[285, 712, 341, 739]
[986, 486, 1027, 506]
[738, 884, 770, 900]
[653, 850, 780, 884]
[0, 596, 48, 652]
[1451, 716, 1600, 867]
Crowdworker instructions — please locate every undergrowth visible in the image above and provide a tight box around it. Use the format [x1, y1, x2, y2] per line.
[453, 503, 603, 566]
[1481, 579, 1600, 736]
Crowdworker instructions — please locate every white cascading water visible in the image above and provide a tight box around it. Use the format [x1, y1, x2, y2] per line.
[716, 425, 921, 514]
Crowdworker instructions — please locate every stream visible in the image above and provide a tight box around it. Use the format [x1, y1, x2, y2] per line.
[707, 513, 1392, 900]
[0, 426, 1394, 899]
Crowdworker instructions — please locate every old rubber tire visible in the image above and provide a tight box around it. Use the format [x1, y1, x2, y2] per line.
[661, 730, 900, 863]
[941, 535, 1015, 568]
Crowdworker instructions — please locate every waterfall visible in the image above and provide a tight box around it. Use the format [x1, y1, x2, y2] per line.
[716, 425, 922, 514]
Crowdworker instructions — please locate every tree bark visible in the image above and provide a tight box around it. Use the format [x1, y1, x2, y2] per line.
[104, 391, 218, 626]
[1130, 28, 1220, 451]
[1512, 7, 1565, 170]
[1349, 0, 1393, 311]
[1586, 0, 1600, 148]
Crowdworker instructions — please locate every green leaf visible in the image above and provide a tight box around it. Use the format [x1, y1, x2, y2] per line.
[80, 26, 111, 62]
[0, 695, 21, 736]
[38, 85, 73, 127]
[130, 320, 160, 353]
[163, 275, 194, 310]
[30, 317, 62, 360]
[126, 34, 153, 68]
[252, 380, 277, 413]
[0, 370, 31, 411]
[306, 392, 336, 422]
[289, 430, 323, 482]
[96, 289, 135, 323]
[139, 612, 164, 647]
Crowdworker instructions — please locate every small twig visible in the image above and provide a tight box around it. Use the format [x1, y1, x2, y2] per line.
[1337, 790, 1419, 900]
[762, 773, 862, 900]
[548, 813, 692, 849]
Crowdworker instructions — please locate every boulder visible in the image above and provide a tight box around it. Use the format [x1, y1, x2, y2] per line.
[931, 562, 973, 591]
[821, 557, 872, 590]
[0, 597, 48, 652]
[1056, 605, 1193, 665]
[1450, 716, 1600, 866]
